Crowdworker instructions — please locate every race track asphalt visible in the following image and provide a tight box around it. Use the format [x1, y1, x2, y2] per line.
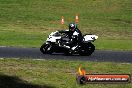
[0, 47, 132, 63]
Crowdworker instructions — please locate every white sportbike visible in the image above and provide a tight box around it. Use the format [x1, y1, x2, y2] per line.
[40, 31, 98, 56]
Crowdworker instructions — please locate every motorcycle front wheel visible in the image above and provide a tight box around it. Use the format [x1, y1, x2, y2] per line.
[40, 43, 53, 54]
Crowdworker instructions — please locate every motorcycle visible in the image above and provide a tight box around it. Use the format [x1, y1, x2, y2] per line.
[40, 30, 98, 56]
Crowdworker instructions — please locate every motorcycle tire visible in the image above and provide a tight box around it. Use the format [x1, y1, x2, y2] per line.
[40, 43, 53, 54]
[79, 42, 95, 56]
[64, 49, 72, 56]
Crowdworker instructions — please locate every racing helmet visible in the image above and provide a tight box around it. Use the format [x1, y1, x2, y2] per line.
[69, 23, 77, 32]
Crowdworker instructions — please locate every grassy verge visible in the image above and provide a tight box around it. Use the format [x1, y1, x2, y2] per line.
[0, 58, 132, 88]
[0, 0, 132, 50]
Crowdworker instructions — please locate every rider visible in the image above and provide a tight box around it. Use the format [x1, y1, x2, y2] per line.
[59, 23, 83, 51]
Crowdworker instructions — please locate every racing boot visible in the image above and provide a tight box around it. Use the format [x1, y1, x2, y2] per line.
[71, 45, 79, 53]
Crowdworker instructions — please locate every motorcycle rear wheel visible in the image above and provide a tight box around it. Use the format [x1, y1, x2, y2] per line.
[79, 42, 95, 56]
[64, 49, 72, 56]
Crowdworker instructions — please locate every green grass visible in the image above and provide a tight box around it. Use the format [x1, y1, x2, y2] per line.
[0, 0, 132, 50]
[0, 58, 132, 88]
[0, 30, 45, 47]
[94, 39, 132, 50]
